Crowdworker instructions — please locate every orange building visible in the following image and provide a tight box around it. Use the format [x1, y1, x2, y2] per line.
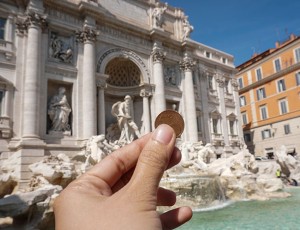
[236, 34, 300, 158]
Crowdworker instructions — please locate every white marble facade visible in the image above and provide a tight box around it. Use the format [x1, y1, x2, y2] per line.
[0, 0, 242, 185]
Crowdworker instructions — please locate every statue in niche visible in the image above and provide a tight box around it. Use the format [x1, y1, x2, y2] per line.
[164, 67, 177, 86]
[152, 2, 168, 28]
[48, 87, 71, 133]
[49, 33, 73, 63]
[111, 95, 141, 144]
[182, 16, 194, 40]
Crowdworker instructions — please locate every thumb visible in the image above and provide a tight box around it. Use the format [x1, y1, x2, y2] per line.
[127, 124, 176, 201]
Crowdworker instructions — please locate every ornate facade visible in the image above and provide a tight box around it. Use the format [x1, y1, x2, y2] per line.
[0, 0, 242, 186]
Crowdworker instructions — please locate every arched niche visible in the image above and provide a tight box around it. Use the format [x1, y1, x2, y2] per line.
[97, 48, 150, 85]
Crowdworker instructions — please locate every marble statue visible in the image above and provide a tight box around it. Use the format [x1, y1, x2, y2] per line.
[182, 16, 194, 40]
[180, 142, 208, 170]
[152, 2, 168, 28]
[48, 87, 71, 132]
[111, 95, 141, 143]
[194, 143, 215, 164]
[82, 134, 118, 172]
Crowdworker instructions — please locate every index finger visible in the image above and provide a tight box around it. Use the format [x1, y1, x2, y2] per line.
[83, 132, 151, 189]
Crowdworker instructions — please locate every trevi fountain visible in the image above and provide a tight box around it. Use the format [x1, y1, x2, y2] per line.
[0, 97, 299, 229]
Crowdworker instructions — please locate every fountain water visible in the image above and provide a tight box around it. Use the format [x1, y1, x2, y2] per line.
[160, 175, 227, 211]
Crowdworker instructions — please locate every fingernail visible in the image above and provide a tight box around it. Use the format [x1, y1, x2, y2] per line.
[152, 124, 173, 144]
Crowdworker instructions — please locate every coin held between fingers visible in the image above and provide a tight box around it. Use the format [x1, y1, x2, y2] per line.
[154, 110, 184, 138]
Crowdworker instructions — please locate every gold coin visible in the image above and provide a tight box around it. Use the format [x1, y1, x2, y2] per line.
[154, 110, 184, 137]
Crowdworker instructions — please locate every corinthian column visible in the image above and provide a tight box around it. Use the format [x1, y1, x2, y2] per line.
[22, 12, 47, 138]
[216, 74, 229, 147]
[96, 78, 107, 135]
[140, 89, 152, 134]
[76, 26, 97, 139]
[180, 54, 198, 142]
[151, 42, 166, 116]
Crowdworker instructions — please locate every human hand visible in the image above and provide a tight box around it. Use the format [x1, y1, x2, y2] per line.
[54, 124, 192, 229]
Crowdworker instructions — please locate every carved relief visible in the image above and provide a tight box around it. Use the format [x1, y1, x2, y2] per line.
[164, 66, 178, 86]
[49, 32, 74, 64]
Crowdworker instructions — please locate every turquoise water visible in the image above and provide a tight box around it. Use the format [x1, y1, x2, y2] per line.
[179, 188, 300, 230]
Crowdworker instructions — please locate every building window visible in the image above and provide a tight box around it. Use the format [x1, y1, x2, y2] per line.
[284, 124, 291, 134]
[274, 58, 281, 72]
[0, 18, 6, 40]
[238, 78, 243, 89]
[256, 87, 266, 101]
[261, 129, 271, 139]
[244, 133, 251, 142]
[279, 99, 288, 114]
[239, 96, 246, 107]
[277, 79, 286, 92]
[256, 68, 262, 81]
[229, 120, 235, 135]
[212, 118, 219, 133]
[222, 57, 227, 64]
[296, 72, 300, 86]
[206, 51, 211, 58]
[260, 105, 268, 120]
[241, 112, 247, 125]
[295, 47, 300, 63]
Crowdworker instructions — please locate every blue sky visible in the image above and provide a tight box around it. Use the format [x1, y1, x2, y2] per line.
[166, 0, 300, 66]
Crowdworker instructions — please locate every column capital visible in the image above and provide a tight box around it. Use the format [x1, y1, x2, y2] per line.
[16, 12, 47, 35]
[140, 88, 152, 97]
[151, 43, 166, 63]
[76, 26, 97, 43]
[231, 78, 239, 91]
[215, 74, 225, 88]
[179, 54, 196, 71]
[25, 11, 47, 28]
[16, 18, 28, 36]
[96, 79, 107, 89]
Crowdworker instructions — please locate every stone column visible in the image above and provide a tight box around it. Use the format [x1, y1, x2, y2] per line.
[151, 42, 166, 116]
[199, 69, 211, 144]
[179, 54, 198, 142]
[140, 89, 152, 134]
[22, 12, 46, 139]
[231, 78, 243, 146]
[76, 26, 97, 139]
[3, 86, 11, 118]
[97, 79, 106, 135]
[216, 74, 229, 147]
